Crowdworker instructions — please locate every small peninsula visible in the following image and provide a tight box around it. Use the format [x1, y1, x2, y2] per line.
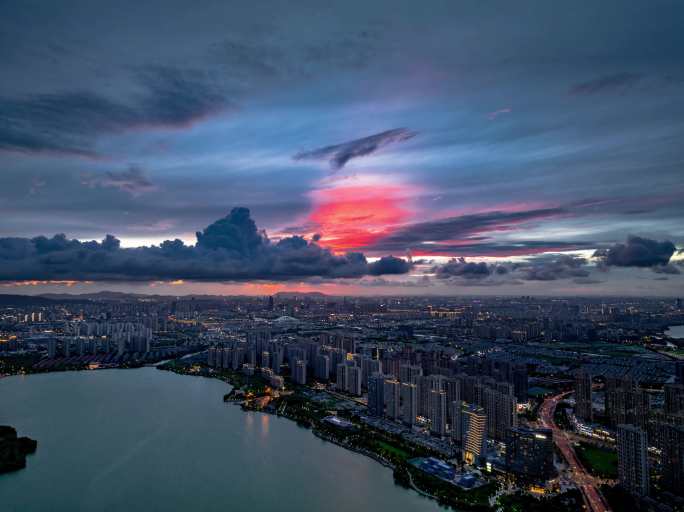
[0, 426, 38, 474]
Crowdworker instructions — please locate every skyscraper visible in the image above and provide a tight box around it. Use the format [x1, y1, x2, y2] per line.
[445, 377, 461, 424]
[399, 364, 422, 385]
[676, 360, 684, 385]
[368, 373, 386, 417]
[574, 370, 593, 422]
[513, 364, 528, 402]
[384, 379, 401, 420]
[337, 362, 348, 391]
[362, 358, 382, 389]
[664, 383, 684, 415]
[347, 365, 362, 396]
[506, 427, 555, 485]
[606, 377, 650, 429]
[462, 405, 487, 465]
[617, 424, 649, 497]
[429, 389, 447, 436]
[401, 382, 418, 426]
[483, 387, 517, 442]
[314, 354, 330, 381]
[293, 360, 307, 385]
[661, 424, 684, 495]
[450, 400, 464, 443]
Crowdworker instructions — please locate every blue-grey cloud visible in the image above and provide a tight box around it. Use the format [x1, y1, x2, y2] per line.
[0, 67, 231, 157]
[293, 128, 416, 171]
[0, 207, 411, 282]
[517, 254, 589, 281]
[368, 255, 412, 275]
[81, 166, 156, 196]
[434, 254, 592, 283]
[570, 72, 643, 95]
[434, 258, 493, 279]
[367, 208, 570, 254]
[594, 235, 676, 268]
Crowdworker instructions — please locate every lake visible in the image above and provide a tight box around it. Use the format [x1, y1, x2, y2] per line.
[0, 368, 443, 512]
[666, 325, 684, 339]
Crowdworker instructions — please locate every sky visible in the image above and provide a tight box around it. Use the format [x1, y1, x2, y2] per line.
[1, 0, 683, 296]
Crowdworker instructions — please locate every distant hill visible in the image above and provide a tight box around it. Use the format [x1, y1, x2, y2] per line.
[0, 294, 61, 306]
[40, 291, 142, 302]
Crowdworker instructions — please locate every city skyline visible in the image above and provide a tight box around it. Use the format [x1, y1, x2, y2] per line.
[2, 0, 684, 297]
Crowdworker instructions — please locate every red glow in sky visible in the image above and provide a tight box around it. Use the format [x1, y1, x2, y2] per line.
[308, 184, 414, 252]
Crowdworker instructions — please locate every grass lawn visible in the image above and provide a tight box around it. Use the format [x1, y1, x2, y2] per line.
[373, 440, 411, 460]
[576, 443, 618, 479]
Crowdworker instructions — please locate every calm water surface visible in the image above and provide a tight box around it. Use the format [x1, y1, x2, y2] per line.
[0, 368, 443, 512]
[666, 325, 684, 339]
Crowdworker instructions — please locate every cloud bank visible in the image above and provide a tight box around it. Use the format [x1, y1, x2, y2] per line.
[434, 254, 591, 283]
[0, 208, 411, 282]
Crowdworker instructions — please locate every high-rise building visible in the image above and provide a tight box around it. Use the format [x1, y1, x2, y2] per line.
[506, 428, 555, 484]
[401, 382, 418, 426]
[336, 362, 362, 396]
[293, 360, 307, 385]
[399, 364, 422, 385]
[676, 360, 684, 385]
[513, 365, 528, 402]
[336, 363, 347, 391]
[661, 424, 684, 495]
[482, 387, 517, 442]
[368, 373, 386, 417]
[247, 328, 271, 356]
[606, 377, 650, 429]
[347, 365, 362, 396]
[462, 405, 487, 465]
[418, 375, 445, 417]
[450, 400, 464, 443]
[429, 390, 447, 436]
[664, 383, 684, 415]
[617, 424, 649, 497]
[574, 370, 593, 422]
[384, 379, 401, 420]
[362, 358, 382, 389]
[445, 377, 461, 424]
[314, 354, 330, 381]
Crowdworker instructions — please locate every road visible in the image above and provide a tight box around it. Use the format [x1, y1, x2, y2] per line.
[539, 391, 612, 512]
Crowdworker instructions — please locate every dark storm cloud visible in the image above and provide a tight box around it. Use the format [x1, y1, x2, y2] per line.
[517, 254, 590, 281]
[593, 235, 676, 268]
[433, 254, 593, 283]
[368, 255, 413, 275]
[433, 257, 492, 279]
[569, 72, 644, 95]
[81, 166, 156, 196]
[293, 128, 416, 171]
[434, 258, 493, 279]
[0, 67, 230, 157]
[0, 208, 411, 282]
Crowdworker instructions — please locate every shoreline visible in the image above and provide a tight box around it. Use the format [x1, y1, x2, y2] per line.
[155, 362, 501, 512]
